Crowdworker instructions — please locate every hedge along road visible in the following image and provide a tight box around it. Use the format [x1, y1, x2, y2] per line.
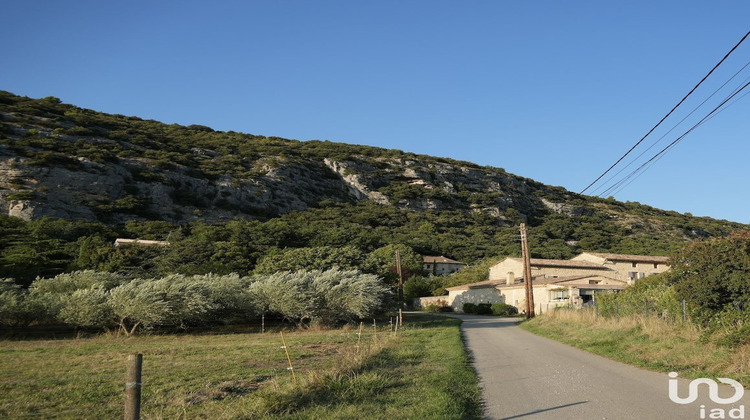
[447, 314, 749, 420]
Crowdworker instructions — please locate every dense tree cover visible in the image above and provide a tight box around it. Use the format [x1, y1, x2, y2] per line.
[1, 91, 746, 289]
[0, 202, 742, 288]
[597, 231, 750, 346]
[668, 231, 749, 327]
[0, 269, 391, 334]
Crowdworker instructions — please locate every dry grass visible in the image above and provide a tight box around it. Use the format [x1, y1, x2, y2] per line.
[522, 308, 748, 387]
[0, 316, 481, 419]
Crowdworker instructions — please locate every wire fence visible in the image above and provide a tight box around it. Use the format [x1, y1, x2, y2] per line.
[0, 317, 405, 419]
[539, 298, 692, 325]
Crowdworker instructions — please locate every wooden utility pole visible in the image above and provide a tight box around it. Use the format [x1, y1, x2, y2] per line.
[125, 354, 143, 420]
[395, 250, 404, 326]
[520, 223, 535, 319]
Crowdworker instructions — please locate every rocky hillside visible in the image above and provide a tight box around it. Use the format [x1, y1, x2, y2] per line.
[0, 91, 580, 225]
[0, 91, 746, 253]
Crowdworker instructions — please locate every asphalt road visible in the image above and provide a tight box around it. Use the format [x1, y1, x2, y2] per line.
[450, 314, 749, 420]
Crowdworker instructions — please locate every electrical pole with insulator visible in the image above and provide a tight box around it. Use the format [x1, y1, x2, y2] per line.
[520, 223, 535, 319]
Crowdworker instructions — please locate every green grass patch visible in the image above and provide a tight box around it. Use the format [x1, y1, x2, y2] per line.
[520, 309, 749, 387]
[0, 315, 481, 419]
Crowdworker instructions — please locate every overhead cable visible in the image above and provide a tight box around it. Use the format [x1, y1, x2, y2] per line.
[598, 80, 750, 197]
[590, 59, 750, 196]
[579, 30, 750, 194]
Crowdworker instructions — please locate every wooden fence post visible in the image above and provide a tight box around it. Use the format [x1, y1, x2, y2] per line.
[125, 354, 142, 420]
[682, 299, 687, 322]
[280, 332, 297, 385]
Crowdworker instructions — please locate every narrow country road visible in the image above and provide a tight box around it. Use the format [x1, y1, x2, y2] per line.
[450, 314, 749, 420]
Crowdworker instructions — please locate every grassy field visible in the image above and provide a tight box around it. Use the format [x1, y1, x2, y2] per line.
[520, 308, 750, 387]
[0, 315, 481, 419]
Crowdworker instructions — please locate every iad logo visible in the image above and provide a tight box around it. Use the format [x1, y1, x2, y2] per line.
[668, 372, 745, 419]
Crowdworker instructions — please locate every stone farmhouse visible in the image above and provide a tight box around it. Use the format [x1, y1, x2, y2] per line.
[570, 252, 670, 282]
[417, 252, 669, 313]
[489, 252, 669, 286]
[423, 256, 466, 276]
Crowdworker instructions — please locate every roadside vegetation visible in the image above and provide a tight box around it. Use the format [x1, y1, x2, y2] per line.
[0, 269, 391, 335]
[522, 232, 750, 386]
[2, 91, 747, 289]
[0, 315, 481, 419]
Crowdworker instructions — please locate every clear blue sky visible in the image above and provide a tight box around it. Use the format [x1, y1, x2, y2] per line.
[2, 1, 749, 223]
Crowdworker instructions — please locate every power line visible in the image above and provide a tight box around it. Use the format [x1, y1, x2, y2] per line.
[579, 30, 750, 195]
[606, 74, 750, 197]
[598, 80, 750, 197]
[590, 59, 750, 196]
[601, 81, 750, 197]
[607, 81, 750, 197]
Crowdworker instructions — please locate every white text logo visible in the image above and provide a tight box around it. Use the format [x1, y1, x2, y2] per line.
[668, 372, 744, 405]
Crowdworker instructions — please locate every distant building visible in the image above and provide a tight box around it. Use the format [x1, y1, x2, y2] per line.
[489, 252, 669, 286]
[114, 238, 170, 247]
[415, 251, 670, 312]
[488, 257, 610, 284]
[443, 274, 628, 312]
[423, 256, 466, 276]
[571, 252, 670, 283]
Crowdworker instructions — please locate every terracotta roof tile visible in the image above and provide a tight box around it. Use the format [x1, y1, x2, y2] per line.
[508, 257, 611, 269]
[447, 274, 627, 291]
[584, 252, 670, 263]
[423, 256, 466, 265]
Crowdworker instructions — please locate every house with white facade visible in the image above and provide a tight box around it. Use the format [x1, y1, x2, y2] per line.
[488, 257, 611, 283]
[416, 252, 670, 313]
[423, 256, 466, 276]
[571, 252, 669, 283]
[444, 274, 628, 313]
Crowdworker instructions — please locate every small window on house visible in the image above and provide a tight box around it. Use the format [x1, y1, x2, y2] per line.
[588, 280, 600, 285]
[628, 272, 637, 279]
[631, 262, 637, 268]
[550, 289, 569, 300]
[654, 263, 659, 269]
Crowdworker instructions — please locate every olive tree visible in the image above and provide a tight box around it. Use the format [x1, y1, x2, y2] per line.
[248, 271, 318, 324]
[151, 275, 218, 329]
[28, 271, 129, 321]
[310, 268, 391, 324]
[107, 280, 172, 336]
[249, 269, 391, 325]
[0, 279, 46, 327]
[190, 273, 257, 322]
[58, 286, 114, 329]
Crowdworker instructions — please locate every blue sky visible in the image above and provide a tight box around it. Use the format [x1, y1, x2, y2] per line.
[2, 1, 749, 223]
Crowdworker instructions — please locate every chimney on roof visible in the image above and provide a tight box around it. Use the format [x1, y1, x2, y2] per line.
[507, 272, 515, 285]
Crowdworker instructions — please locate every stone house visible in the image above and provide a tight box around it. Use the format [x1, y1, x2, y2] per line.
[488, 257, 611, 283]
[415, 252, 670, 312]
[443, 274, 628, 313]
[423, 256, 466, 276]
[570, 252, 670, 283]
[489, 252, 669, 285]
